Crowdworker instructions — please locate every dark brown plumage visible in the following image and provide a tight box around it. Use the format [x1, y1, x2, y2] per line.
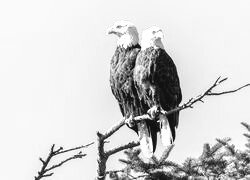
[109, 45, 141, 132]
[110, 45, 159, 154]
[134, 47, 182, 143]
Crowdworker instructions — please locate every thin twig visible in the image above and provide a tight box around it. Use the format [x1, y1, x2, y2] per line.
[161, 77, 249, 117]
[35, 143, 93, 180]
[56, 142, 94, 155]
[46, 153, 86, 172]
[208, 84, 250, 96]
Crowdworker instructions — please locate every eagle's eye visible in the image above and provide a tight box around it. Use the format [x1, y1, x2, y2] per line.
[152, 31, 156, 34]
[117, 25, 122, 28]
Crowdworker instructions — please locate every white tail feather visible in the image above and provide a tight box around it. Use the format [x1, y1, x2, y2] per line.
[160, 114, 173, 147]
[137, 121, 153, 158]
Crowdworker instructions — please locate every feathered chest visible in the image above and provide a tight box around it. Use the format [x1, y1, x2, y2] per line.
[134, 47, 182, 105]
[110, 47, 139, 90]
[134, 48, 159, 86]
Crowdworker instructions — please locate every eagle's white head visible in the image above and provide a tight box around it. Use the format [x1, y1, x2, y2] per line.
[141, 26, 164, 50]
[107, 21, 139, 49]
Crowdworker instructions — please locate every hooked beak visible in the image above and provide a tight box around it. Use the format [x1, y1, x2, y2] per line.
[155, 30, 164, 40]
[106, 26, 116, 35]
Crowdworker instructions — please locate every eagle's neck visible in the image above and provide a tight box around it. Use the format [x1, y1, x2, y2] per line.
[117, 33, 139, 49]
[141, 39, 164, 50]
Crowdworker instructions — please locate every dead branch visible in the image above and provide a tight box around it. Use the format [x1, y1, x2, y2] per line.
[132, 77, 249, 123]
[35, 142, 93, 180]
[103, 119, 126, 139]
[161, 77, 250, 117]
[95, 76, 249, 180]
[56, 142, 94, 154]
[101, 77, 249, 137]
[106, 141, 140, 157]
[96, 129, 139, 180]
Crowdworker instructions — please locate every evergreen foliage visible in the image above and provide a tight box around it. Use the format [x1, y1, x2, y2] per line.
[109, 122, 250, 180]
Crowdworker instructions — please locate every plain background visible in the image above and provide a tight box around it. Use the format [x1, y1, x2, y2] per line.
[0, 0, 250, 179]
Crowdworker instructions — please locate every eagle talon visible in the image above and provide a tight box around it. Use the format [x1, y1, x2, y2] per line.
[147, 105, 161, 120]
[125, 115, 135, 128]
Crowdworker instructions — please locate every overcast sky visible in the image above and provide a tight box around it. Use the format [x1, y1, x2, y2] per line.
[1, 0, 250, 179]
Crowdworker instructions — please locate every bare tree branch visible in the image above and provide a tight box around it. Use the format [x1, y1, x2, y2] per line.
[103, 119, 126, 139]
[56, 142, 94, 155]
[161, 77, 249, 117]
[102, 77, 250, 134]
[106, 141, 140, 157]
[96, 132, 108, 180]
[35, 142, 93, 180]
[126, 77, 249, 122]
[208, 83, 250, 96]
[45, 153, 86, 172]
[95, 76, 249, 180]
[96, 130, 139, 180]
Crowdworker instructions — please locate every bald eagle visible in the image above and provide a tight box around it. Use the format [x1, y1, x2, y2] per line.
[134, 26, 182, 147]
[107, 21, 158, 158]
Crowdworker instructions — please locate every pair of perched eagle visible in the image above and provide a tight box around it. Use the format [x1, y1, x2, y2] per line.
[107, 21, 182, 158]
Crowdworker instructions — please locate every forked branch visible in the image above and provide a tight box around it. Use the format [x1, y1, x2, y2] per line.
[161, 77, 249, 117]
[96, 76, 249, 180]
[35, 142, 94, 180]
[96, 130, 139, 180]
[103, 77, 249, 134]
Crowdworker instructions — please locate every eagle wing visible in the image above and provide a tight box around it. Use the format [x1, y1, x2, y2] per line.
[150, 49, 182, 144]
[134, 47, 181, 146]
[150, 49, 182, 127]
[110, 45, 144, 136]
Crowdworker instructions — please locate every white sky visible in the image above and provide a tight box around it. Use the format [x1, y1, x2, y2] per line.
[0, 0, 250, 179]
